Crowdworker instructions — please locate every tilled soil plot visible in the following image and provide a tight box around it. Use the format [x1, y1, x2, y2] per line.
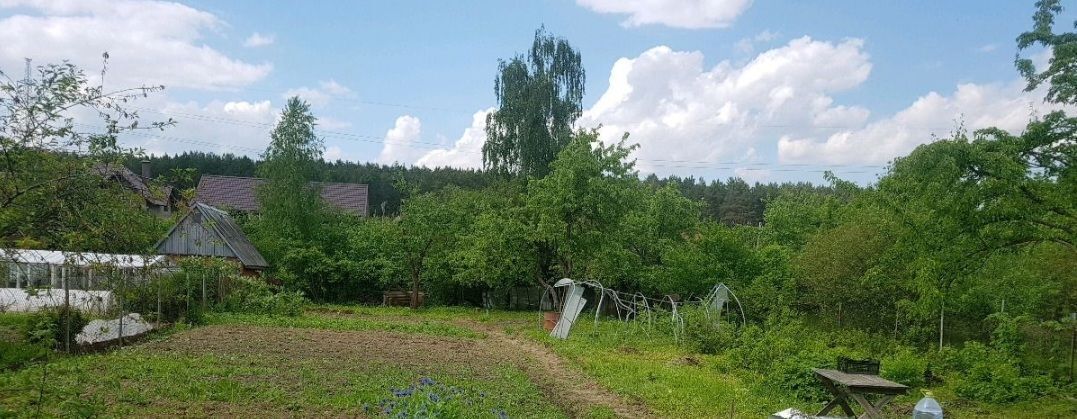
[149, 321, 653, 418]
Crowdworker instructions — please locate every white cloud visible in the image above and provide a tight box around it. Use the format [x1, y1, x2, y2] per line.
[579, 37, 872, 175]
[324, 145, 346, 161]
[735, 29, 779, 53]
[977, 43, 998, 53]
[415, 108, 493, 169]
[377, 115, 423, 165]
[282, 79, 352, 107]
[577, 36, 1066, 177]
[577, 0, 753, 29]
[0, 0, 271, 90]
[120, 98, 278, 157]
[243, 32, 274, 48]
[777, 81, 1067, 165]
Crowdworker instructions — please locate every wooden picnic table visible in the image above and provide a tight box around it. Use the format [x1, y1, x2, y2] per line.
[812, 368, 908, 418]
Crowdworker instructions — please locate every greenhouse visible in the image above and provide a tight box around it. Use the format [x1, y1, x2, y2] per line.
[0, 249, 167, 312]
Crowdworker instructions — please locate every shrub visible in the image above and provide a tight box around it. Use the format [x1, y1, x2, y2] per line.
[881, 349, 927, 388]
[122, 270, 209, 324]
[680, 308, 737, 354]
[725, 320, 864, 402]
[221, 276, 307, 316]
[22, 308, 88, 350]
[944, 342, 1053, 404]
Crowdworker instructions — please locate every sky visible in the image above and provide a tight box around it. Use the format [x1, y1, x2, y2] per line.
[0, 0, 1068, 184]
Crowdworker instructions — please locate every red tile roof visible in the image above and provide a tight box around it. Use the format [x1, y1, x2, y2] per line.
[195, 175, 368, 215]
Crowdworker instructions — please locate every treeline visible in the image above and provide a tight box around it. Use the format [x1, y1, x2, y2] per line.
[129, 151, 834, 223]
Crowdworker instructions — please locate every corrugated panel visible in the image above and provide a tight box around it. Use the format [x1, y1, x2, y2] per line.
[195, 175, 368, 215]
[194, 204, 269, 268]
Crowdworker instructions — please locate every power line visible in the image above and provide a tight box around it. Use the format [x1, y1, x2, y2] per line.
[103, 106, 895, 174]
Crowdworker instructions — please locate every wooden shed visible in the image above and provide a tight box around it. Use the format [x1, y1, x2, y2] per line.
[155, 203, 268, 274]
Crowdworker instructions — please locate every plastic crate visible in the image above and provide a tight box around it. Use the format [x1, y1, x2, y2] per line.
[838, 356, 880, 375]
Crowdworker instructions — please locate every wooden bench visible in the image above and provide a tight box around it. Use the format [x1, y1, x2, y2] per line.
[383, 291, 425, 307]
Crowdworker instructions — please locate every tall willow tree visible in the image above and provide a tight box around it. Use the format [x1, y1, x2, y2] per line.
[483, 26, 585, 178]
[257, 97, 326, 243]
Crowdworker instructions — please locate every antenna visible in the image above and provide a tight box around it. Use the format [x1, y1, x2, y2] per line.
[21, 58, 30, 104]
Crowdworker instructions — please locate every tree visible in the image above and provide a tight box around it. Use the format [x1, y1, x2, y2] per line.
[525, 131, 639, 292]
[256, 97, 326, 244]
[0, 58, 170, 249]
[483, 27, 585, 178]
[395, 187, 475, 308]
[1016, 0, 1077, 105]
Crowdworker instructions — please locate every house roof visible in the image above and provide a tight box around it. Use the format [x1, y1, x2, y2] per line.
[93, 163, 176, 207]
[155, 203, 269, 269]
[195, 175, 368, 215]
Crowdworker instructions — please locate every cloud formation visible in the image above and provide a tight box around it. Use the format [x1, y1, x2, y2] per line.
[377, 115, 423, 165]
[0, 0, 271, 90]
[282, 80, 353, 107]
[576, 37, 1066, 179]
[243, 32, 275, 48]
[576, 0, 753, 29]
[415, 108, 493, 169]
[578, 37, 872, 175]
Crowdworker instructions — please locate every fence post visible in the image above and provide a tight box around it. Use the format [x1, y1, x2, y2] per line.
[156, 269, 162, 327]
[63, 265, 70, 353]
[118, 269, 125, 347]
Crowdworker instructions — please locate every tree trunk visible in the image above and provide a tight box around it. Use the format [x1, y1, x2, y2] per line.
[410, 266, 422, 309]
[938, 299, 945, 351]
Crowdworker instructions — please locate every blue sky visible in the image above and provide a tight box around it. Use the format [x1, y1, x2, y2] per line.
[0, 0, 1067, 183]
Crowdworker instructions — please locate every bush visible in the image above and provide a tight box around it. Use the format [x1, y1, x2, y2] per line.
[122, 270, 210, 324]
[943, 342, 1053, 404]
[725, 320, 865, 402]
[680, 308, 737, 355]
[22, 308, 88, 350]
[221, 276, 307, 316]
[881, 349, 927, 388]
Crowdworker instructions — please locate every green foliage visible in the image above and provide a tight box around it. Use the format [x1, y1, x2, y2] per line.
[724, 320, 866, 402]
[1016, 0, 1077, 105]
[256, 96, 328, 244]
[484, 26, 585, 178]
[0, 58, 171, 251]
[22, 307, 88, 350]
[880, 349, 927, 388]
[221, 276, 307, 316]
[942, 342, 1054, 404]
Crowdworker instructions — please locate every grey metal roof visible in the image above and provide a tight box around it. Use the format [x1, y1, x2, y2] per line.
[156, 203, 269, 269]
[93, 163, 175, 207]
[195, 175, 368, 215]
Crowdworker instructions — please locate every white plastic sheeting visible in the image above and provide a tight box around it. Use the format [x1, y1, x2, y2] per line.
[0, 249, 165, 268]
[550, 279, 587, 339]
[0, 288, 112, 313]
[76, 313, 154, 345]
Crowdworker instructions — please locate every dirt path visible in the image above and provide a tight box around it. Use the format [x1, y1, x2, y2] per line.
[459, 320, 656, 419]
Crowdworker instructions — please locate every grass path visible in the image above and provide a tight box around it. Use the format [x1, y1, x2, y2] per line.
[458, 319, 655, 419]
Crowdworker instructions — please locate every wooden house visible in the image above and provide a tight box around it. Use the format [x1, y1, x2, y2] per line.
[155, 203, 268, 275]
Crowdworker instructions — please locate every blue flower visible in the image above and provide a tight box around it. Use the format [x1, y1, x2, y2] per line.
[428, 393, 440, 403]
[419, 377, 436, 386]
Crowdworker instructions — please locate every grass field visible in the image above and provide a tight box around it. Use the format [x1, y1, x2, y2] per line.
[1, 307, 1074, 418]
